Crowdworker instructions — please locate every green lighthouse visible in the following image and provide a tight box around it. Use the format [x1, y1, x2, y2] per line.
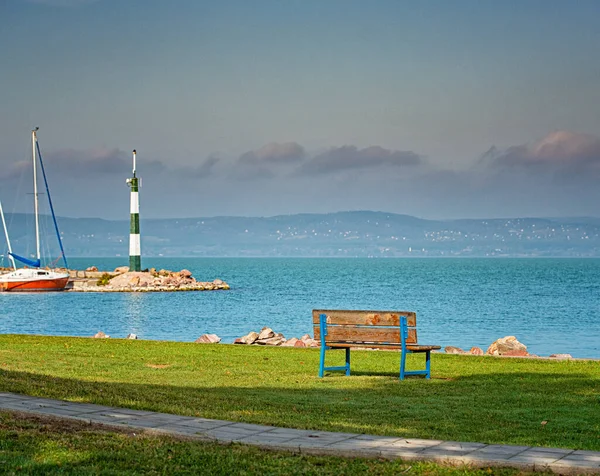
[126, 150, 141, 271]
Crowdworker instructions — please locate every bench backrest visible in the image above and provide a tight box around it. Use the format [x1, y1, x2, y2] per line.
[312, 310, 418, 347]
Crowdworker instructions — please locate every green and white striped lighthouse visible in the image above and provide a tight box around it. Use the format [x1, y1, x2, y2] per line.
[126, 149, 141, 271]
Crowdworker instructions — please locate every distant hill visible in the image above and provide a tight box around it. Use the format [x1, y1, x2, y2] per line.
[2, 211, 600, 258]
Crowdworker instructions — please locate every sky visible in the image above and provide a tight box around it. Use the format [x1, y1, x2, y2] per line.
[1, 0, 599, 220]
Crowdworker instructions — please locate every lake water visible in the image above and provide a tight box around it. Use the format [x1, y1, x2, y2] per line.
[1, 258, 599, 358]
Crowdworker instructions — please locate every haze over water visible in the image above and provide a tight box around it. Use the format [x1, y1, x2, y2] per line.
[1, 257, 598, 359]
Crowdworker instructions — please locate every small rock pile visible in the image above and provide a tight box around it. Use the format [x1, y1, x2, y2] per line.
[82, 267, 229, 292]
[444, 336, 573, 359]
[233, 327, 319, 347]
[92, 332, 138, 339]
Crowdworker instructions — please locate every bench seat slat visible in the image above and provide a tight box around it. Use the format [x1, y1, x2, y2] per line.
[326, 343, 441, 352]
[313, 309, 416, 327]
[314, 326, 417, 345]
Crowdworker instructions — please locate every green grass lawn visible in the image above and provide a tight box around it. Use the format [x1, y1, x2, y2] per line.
[0, 334, 599, 452]
[0, 411, 541, 475]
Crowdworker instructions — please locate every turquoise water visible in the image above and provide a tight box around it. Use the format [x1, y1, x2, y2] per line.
[1, 258, 599, 358]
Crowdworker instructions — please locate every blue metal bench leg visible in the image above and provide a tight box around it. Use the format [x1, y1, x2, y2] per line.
[345, 348, 351, 376]
[319, 342, 326, 378]
[400, 350, 407, 380]
[426, 351, 431, 379]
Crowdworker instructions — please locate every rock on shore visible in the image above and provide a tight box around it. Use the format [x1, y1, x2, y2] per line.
[443, 336, 572, 358]
[233, 328, 319, 347]
[195, 334, 222, 344]
[486, 336, 528, 356]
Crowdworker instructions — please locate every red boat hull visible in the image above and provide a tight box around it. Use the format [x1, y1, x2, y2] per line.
[0, 277, 69, 292]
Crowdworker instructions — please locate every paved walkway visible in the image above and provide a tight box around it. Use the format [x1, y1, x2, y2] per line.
[1, 392, 599, 474]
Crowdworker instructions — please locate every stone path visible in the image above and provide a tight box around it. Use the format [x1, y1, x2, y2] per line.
[1, 392, 599, 474]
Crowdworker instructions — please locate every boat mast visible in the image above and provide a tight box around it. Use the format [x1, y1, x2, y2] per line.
[0, 200, 16, 270]
[32, 127, 41, 264]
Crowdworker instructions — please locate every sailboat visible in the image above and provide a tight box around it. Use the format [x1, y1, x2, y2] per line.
[0, 127, 69, 292]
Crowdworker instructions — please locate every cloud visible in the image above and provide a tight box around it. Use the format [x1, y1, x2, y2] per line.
[231, 142, 305, 180]
[296, 145, 423, 176]
[0, 148, 127, 180]
[49, 148, 131, 175]
[238, 142, 305, 165]
[176, 155, 220, 179]
[481, 131, 600, 171]
[0, 147, 222, 182]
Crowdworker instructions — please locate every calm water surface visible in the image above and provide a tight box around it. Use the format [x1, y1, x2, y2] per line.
[1, 258, 599, 358]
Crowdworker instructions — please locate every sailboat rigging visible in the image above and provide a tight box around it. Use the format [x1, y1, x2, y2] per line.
[0, 127, 69, 292]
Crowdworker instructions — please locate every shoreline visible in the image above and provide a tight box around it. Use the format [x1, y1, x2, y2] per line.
[1, 332, 594, 361]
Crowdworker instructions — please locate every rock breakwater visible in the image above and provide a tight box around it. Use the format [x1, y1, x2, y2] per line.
[69, 267, 229, 292]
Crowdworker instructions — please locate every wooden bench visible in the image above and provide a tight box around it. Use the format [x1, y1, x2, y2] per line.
[313, 310, 441, 380]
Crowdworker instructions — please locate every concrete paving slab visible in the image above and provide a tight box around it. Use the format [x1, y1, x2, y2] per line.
[293, 439, 354, 449]
[201, 428, 265, 442]
[87, 408, 157, 417]
[202, 426, 271, 438]
[384, 438, 443, 450]
[329, 438, 390, 449]
[293, 430, 359, 439]
[226, 423, 277, 433]
[558, 454, 600, 463]
[433, 441, 487, 451]
[460, 454, 516, 464]
[79, 413, 137, 424]
[49, 405, 110, 414]
[552, 459, 600, 468]
[508, 453, 561, 464]
[267, 428, 321, 438]
[167, 419, 233, 431]
[521, 446, 574, 455]
[237, 435, 300, 445]
[326, 441, 386, 451]
[420, 447, 479, 457]
[470, 444, 530, 455]
[353, 434, 403, 444]
[149, 424, 213, 437]
[25, 406, 88, 417]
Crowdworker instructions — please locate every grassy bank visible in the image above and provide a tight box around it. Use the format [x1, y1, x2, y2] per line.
[0, 411, 537, 475]
[0, 335, 598, 451]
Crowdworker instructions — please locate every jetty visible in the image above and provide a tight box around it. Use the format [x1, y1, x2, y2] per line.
[67, 267, 229, 292]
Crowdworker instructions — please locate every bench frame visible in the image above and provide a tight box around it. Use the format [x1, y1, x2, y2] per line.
[317, 312, 438, 380]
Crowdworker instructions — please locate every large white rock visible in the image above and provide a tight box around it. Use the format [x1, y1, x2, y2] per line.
[241, 331, 259, 345]
[258, 327, 275, 340]
[281, 337, 299, 347]
[486, 336, 527, 356]
[108, 272, 154, 288]
[195, 334, 221, 344]
[444, 346, 466, 354]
